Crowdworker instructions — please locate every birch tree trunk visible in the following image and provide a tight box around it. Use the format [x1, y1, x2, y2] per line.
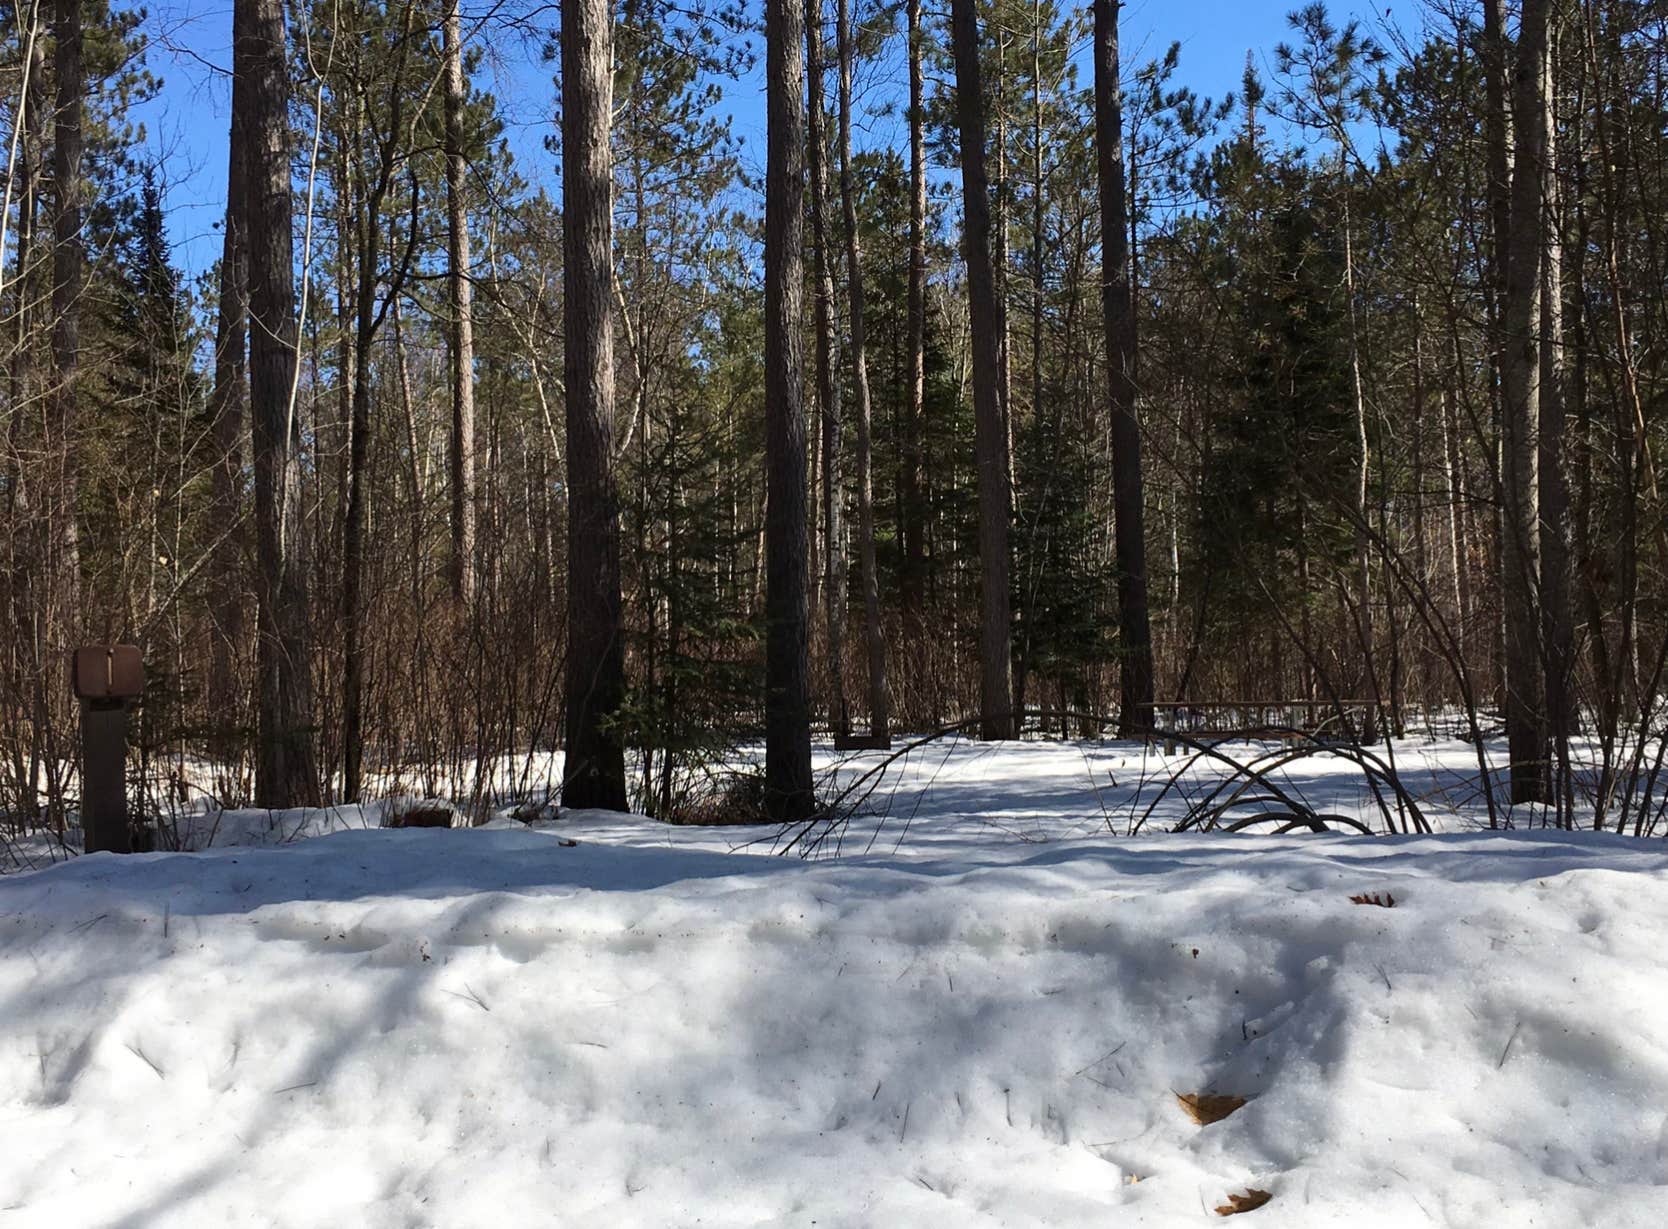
[1538, 16, 1573, 817]
[444, 0, 477, 606]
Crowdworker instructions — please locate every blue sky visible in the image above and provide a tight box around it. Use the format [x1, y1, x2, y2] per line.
[134, 0, 1428, 283]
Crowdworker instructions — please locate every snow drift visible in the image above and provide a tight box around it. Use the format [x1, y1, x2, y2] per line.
[3, 740, 1668, 1225]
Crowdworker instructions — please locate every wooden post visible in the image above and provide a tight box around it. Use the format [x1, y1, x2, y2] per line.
[71, 645, 143, 854]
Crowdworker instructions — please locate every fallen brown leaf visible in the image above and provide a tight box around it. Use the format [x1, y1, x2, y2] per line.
[1349, 892, 1396, 908]
[1175, 1092, 1247, 1125]
[1214, 1188, 1273, 1216]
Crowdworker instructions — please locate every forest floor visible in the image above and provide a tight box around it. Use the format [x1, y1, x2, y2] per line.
[3, 737, 1667, 1226]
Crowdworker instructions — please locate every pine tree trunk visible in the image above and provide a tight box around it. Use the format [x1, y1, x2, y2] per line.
[443, 0, 477, 607]
[764, 0, 815, 817]
[1483, 0, 1513, 728]
[805, 0, 846, 737]
[1483, 0, 1513, 312]
[1499, 0, 1550, 803]
[237, 0, 320, 807]
[1029, 6, 1043, 472]
[837, 0, 888, 743]
[560, 0, 629, 812]
[949, 0, 1014, 740]
[1018, 6, 1043, 727]
[1092, 0, 1154, 735]
[994, 34, 1012, 491]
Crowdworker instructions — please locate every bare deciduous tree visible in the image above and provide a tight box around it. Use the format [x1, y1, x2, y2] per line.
[49, 0, 83, 626]
[207, 94, 249, 729]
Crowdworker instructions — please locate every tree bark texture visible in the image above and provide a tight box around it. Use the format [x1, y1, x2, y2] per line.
[1499, 0, 1551, 803]
[561, 0, 630, 812]
[238, 0, 321, 807]
[764, 0, 816, 817]
[806, 0, 846, 737]
[1093, 0, 1155, 735]
[444, 0, 478, 606]
[949, 0, 1015, 740]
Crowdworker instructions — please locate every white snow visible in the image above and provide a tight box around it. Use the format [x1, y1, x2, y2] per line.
[3, 738, 1668, 1226]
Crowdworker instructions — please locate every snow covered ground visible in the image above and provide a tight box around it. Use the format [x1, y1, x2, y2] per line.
[4, 738, 1668, 1226]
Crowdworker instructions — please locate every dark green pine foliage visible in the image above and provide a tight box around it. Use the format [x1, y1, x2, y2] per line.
[80, 169, 203, 630]
[841, 149, 981, 709]
[81, 172, 209, 777]
[1012, 370, 1109, 705]
[1199, 160, 1357, 626]
[617, 274, 765, 821]
[607, 0, 756, 819]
